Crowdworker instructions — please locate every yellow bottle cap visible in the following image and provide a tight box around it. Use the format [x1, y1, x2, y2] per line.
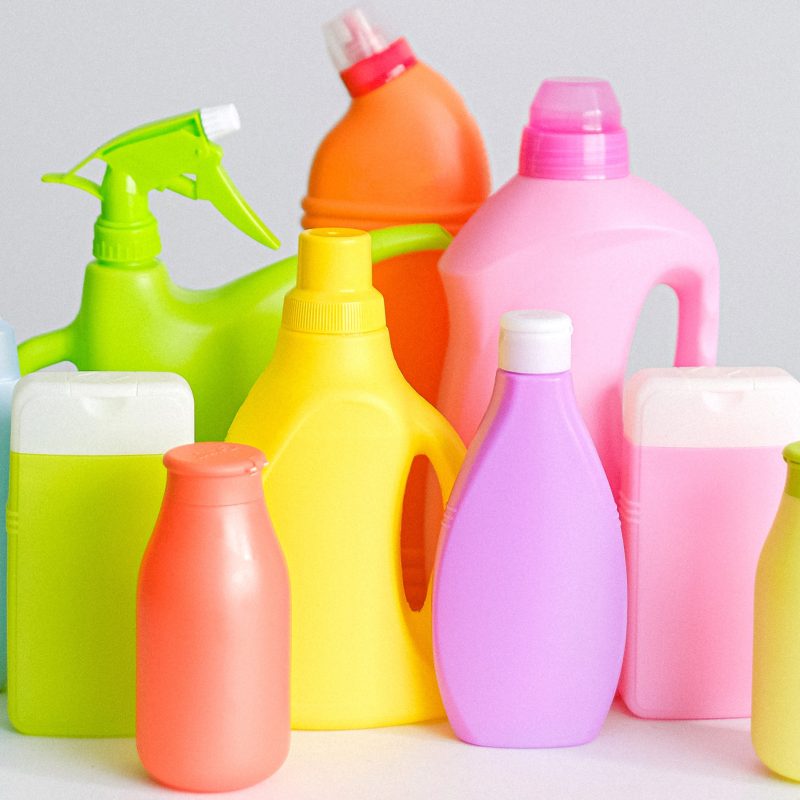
[785, 441, 800, 465]
[282, 228, 386, 334]
[784, 441, 800, 499]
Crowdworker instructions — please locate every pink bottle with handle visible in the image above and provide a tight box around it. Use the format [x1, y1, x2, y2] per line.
[433, 311, 627, 748]
[437, 78, 719, 495]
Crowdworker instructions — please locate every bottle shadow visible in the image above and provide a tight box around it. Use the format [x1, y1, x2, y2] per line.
[601, 700, 763, 779]
[0, 700, 151, 791]
[402, 698, 780, 787]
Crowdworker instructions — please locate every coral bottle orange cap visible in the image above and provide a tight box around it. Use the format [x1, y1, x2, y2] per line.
[165, 442, 266, 476]
[164, 443, 267, 505]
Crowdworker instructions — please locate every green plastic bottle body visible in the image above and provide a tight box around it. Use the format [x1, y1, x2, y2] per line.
[752, 455, 800, 778]
[7, 453, 166, 736]
[61, 259, 292, 442]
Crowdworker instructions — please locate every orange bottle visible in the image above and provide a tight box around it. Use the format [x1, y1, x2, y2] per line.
[302, 8, 490, 607]
[137, 443, 290, 793]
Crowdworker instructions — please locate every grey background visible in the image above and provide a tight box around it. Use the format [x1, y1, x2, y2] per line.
[1, 0, 797, 375]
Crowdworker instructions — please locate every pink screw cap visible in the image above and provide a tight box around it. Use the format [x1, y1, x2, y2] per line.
[519, 78, 629, 180]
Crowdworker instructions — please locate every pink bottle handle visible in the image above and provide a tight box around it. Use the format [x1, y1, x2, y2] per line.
[662, 265, 720, 366]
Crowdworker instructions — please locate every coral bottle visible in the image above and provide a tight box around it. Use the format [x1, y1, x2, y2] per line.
[137, 443, 290, 792]
[438, 78, 719, 497]
[752, 442, 800, 780]
[228, 228, 465, 729]
[433, 311, 627, 747]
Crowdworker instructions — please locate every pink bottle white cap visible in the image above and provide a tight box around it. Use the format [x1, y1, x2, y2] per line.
[324, 7, 417, 97]
[498, 310, 573, 374]
[519, 78, 629, 180]
[624, 367, 800, 448]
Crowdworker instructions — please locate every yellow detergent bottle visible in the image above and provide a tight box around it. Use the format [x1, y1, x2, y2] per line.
[227, 228, 465, 729]
[753, 442, 800, 779]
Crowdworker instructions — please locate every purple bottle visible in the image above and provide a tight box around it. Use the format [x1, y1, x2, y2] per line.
[432, 310, 627, 748]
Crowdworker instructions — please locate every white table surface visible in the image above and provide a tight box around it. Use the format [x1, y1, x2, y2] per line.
[0, 696, 795, 799]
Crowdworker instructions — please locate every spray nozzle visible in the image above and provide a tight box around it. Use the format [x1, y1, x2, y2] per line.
[199, 104, 241, 141]
[43, 105, 279, 264]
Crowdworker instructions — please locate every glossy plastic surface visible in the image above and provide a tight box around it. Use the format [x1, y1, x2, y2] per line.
[438, 173, 719, 497]
[753, 456, 800, 779]
[137, 443, 289, 792]
[520, 78, 628, 179]
[283, 228, 386, 334]
[42, 107, 279, 264]
[227, 230, 465, 729]
[18, 224, 450, 442]
[498, 309, 572, 373]
[434, 368, 626, 747]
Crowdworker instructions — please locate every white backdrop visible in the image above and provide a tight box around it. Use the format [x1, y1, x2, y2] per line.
[1, 4, 799, 797]
[2, 0, 798, 376]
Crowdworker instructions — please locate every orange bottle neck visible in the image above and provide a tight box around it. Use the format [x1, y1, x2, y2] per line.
[303, 63, 490, 232]
[339, 38, 417, 97]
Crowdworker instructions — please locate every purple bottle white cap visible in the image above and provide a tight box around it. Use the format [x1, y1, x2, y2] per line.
[519, 78, 629, 180]
[498, 310, 573, 374]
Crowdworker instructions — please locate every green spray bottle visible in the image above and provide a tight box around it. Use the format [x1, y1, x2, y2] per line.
[19, 106, 452, 441]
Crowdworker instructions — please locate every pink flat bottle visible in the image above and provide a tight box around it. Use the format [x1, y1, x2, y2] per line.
[137, 443, 290, 792]
[432, 310, 627, 748]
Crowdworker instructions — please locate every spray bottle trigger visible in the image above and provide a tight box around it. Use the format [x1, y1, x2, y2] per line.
[194, 162, 280, 250]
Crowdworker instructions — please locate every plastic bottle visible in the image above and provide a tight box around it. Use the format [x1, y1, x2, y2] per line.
[620, 367, 800, 720]
[0, 320, 20, 691]
[752, 442, 800, 779]
[137, 443, 289, 792]
[437, 78, 719, 497]
[7, 372, 193, 736]
[227, 228, 465, 729]
[18, 105, 451, 441]
[433, 311, 627, 748]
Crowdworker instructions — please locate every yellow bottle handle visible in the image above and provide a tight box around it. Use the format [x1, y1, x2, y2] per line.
[413, 404, 465, 510]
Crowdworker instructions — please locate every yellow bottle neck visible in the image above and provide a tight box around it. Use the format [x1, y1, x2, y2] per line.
[271, 326, 403, 385]
[786, 463, 800, 500]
